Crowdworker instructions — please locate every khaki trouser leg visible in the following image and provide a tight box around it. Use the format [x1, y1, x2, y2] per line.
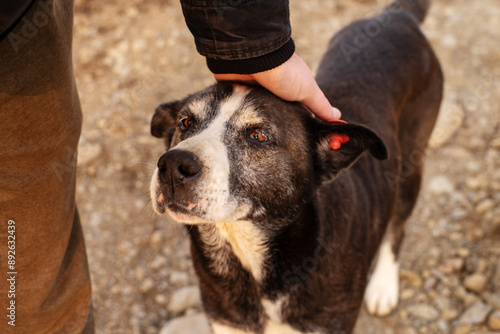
[0, 0, 94, 333]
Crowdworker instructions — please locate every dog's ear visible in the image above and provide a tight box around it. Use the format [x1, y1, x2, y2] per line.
[151, 99, 186, 145]
[312, 121, 388, 180]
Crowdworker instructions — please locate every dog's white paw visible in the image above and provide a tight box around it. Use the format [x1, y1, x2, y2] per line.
[364, 242, 399, 317]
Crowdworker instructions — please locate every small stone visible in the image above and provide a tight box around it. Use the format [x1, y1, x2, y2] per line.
[150, 256, 168, 270]
[450, 208, 468, 219]
[140, 278, 155, 293]
[428, 291, 438, 300]
[400, 289, 415, 300]
[486, 292, 500, 308]
[156, 294, 168, 305]
[450, 258, 465, 271]
[442, 34, 457, 48]
[160, 312, 211, 334]
[454, 285, 477, 307]
[450, 232, 463, 241]
[475, 259, 487, 273]
[476, 199, 494, 215]
[457, 248, 470, 258]
[439, 258, 464, 275]
[395, 325, 416, 334]
[77, 142, 103, 166]
[400, 269, 423, 288]
[453, 325, 473, 334]
[458, 301, 492, 325]
[441, 308, 460, 321]
[146, 326, 157, 334]
[150, 230, 163, 246]
[426, 258, 438, 267]
[437, 320, 449, 333]
[433, 294, 450, 311]
[136, 267, 145, 281]
[170, 271, 189, 286]
[428, 175, 454, 195]
[398, 309, 409, 320]
[463, 293, 479, 308]
[428, 97, 464, 148]
[441, 274, 459, 287]
[491, 137, 500, 149]
[466, 175, 488, 190]
[406, 303, 439, 321]
[494, 265, 500, 290]
[466, 161, 482, 173]
[464, 273, 488, 293]
[471, 228, 485, 241]
[488, 310, 500, 330]
[168, 286, 202, 314]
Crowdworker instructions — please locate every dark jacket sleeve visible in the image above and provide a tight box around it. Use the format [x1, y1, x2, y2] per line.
[180, 0, 295, 75]
[0, 0, 36, 41]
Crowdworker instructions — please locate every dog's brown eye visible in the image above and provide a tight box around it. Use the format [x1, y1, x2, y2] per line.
[250, 130, 267, 142]
[181, 117, 193, 129]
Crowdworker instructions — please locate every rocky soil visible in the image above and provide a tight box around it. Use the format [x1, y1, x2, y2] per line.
[72, 0, 500, 333]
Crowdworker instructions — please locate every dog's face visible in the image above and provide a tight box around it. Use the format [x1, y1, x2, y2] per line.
[150, 83, 387, 225]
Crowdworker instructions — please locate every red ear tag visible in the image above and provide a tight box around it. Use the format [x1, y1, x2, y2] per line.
[327, 119, 349, 150]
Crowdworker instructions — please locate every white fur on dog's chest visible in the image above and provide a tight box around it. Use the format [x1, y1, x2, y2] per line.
[213, 322, 307, 334]
[213, 320, 314, 334]
[217, 221, 267, 281]
[212, 320, 316, 334]
[199, 221, 268, 281]
[262, 297, 306, 333]
[212, 294, 318, 334]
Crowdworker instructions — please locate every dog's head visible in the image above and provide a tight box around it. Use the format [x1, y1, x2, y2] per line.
[150, 83, 387, 224]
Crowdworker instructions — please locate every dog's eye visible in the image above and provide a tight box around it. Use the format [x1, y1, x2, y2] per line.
[250, 130, 267, 142]
[180, 117, 193, 129]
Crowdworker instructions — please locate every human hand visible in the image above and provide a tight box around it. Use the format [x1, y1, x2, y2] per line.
[213, 53, 341, 121]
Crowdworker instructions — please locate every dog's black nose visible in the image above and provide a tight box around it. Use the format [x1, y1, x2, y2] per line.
[157, 150, 202, 184]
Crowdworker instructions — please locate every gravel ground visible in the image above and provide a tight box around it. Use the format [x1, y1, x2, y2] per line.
[72, 0, 500, 333]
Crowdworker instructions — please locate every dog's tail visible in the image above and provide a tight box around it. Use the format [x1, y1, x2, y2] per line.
[389, 0, 431, 23]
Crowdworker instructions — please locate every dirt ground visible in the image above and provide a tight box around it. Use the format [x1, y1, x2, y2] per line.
[72, 0, 500, 333]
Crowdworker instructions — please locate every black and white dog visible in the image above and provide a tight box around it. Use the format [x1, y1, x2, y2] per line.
[149, 0, 442, 332]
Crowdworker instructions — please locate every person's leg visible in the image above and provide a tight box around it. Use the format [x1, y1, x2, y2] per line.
[0, 0, 94, 333]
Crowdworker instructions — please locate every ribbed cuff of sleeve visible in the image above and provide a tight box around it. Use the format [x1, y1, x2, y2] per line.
[206, 39, 295, 75]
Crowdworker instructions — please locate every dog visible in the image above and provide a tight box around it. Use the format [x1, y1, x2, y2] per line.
[149, 0, 442, 332]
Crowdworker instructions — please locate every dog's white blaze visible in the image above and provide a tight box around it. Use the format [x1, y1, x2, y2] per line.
[169, 86, 250, 221]
[364, 230, 399, 317]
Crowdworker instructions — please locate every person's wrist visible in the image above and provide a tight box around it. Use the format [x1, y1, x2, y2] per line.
[207, 39, 295, 75]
